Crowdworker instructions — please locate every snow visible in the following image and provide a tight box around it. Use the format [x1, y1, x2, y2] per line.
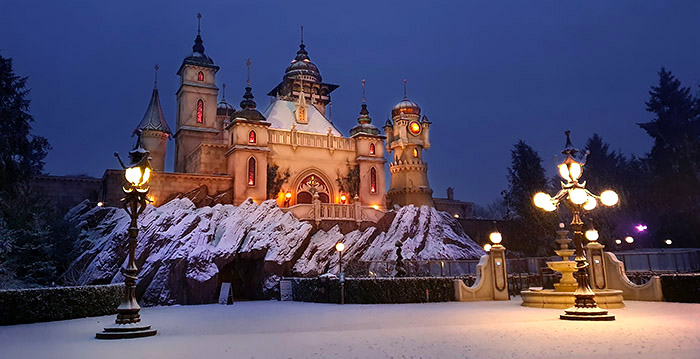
[65, 199, 483, 305]
[0, 300, 698, 358]
[262, 99, 342, 135]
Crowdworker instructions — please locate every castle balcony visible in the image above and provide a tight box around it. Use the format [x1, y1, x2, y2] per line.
[269, 128, 355, 152]
[281, 199, 385, 225]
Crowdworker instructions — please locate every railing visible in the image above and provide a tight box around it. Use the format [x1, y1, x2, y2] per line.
[612, 248, 700, 273]
[281, 197, 385, 224]
[268, 128, 355, 151]
[319, 203, 356, 220]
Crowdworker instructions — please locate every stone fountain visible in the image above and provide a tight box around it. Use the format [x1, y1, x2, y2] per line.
[546, 225, 577, 292]
[520, 223, 625, 309]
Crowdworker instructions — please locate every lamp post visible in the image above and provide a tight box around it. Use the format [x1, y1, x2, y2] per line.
[284, 191, 292, 207]
[335, 241, 346, 304]
[96, 134, 157, 339]
[533, 131, 619, 321]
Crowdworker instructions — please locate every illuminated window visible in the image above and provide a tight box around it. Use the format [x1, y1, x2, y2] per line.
[409, 121, 421, 135]
[370, 167, 377, 193]
[196, 99, 204, 123]
[369, 143, 376, 155]
[248, 157, 256, 186]
[198, 71, 204, 81]
[249, 130, 256, 144]
[413, 148, 419, 157]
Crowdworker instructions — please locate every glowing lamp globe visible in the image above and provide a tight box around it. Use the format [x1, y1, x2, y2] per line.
[483, 243, 492, 252]
[335, 242, 345, 252]
[125, 166, 150, 187]
[615, 239, 622, 245]
[583, 197, 597, 211]
[665, 239, 672, 245]
[340, 194, 347, 202]
[558, 162, 582, 182]
[600, 190, 619, 206]
[285, 192, 292, 199]
[569, 188, 587, 205]
[625, 236, 634, 244]
[533, 192, 552, 209]
[585, 229, 599, 242]
[489, 231, 502, 244]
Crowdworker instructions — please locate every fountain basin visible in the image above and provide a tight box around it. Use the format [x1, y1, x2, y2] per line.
[521, 288, 624, 309]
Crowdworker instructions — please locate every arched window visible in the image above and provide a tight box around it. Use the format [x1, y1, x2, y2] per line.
[248, 157, 256, 186]
[197, 71, 204, 81]
[196, 99, 204, 123]
[369, 143, 376, 155]
[249, 130, 256, 144]
[413, 148, 419, 158]
[370, 167, 377, 194]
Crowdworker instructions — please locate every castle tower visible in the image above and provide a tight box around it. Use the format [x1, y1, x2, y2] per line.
[350, 80, 386, 209]
[225, 69, 271, 205]
[174, 14, 220, 173]
[266, 29, 338, 116]
[134, 65, 171, 172]
[385, 81, 433, 207]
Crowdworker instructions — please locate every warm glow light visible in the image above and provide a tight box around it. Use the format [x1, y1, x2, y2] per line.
[453, 214, 460, 218]
[635, 224, 648, 232]
[335, 242, 345, 252]
[125, 166, 150, 187]
[489, 231, 502, 244]
[615, 239, 622, 245]
[665, 239, 672, 245]
[569, 162, 582, 180]
[147, 195, 155, 203]
[585, 229, 599, 242]
[409, 122, 421, 135]
[600, 190, 619, 206]
[96, 202, 104, 207]
[285, 192, 292, 199]
[340, 194, 347, 203]
[583, 197, 597, 211]
[558, 164, 570, 181]
[625, 236, 634, 244]
[569, 188, 587, 205]
[371, 204, 380, 210]
[533, 192, 551, 209]
[483, 243, 492, 252]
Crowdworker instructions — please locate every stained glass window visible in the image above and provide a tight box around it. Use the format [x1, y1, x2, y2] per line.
[196, 99, 204, 123]
[370, 167, 377, 193]
[198, 71, 204, 81]
[249, 130, 256, 143]
[369, 143, 375, 155]
[248, 157, 256, 186]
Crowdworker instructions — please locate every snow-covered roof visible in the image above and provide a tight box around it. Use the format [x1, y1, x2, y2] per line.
[262, 99, 342, 136]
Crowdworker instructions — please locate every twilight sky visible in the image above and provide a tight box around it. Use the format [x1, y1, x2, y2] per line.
[1, 1, 699, 205]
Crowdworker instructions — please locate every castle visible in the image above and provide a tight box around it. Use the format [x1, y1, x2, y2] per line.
[92, 19, 451, 222]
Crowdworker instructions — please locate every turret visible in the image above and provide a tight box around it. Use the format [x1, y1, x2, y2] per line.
[134, 65, 171, 171]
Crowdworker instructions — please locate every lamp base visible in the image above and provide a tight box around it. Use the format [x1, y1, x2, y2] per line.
[560, 306, 615, 321]
[96, 322, 157, 339]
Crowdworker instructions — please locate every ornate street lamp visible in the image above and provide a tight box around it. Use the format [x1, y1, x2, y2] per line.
[335, 241, 346, 304]
[96, 134, 157, 339]
[533, 131, 619, 321]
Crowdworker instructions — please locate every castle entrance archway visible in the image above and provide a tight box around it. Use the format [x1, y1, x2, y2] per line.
[296, 173, 330, 204]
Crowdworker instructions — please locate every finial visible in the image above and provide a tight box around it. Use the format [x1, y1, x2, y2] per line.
[154, 64, 159, 89]
[222, 83, 226, 101]
[403, 79, 407, 99]
[362, 79, 366, 104]
[197, 13, 202, 35]
[561, 130, 579, 157]
[300, 25, 304, 44]
[246, 58, 252, 86]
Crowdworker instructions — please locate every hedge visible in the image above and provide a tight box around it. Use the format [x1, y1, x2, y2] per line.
[660, 274, 700, 303]
[287, 277, 459, 304]
[0, 284, 124, 325]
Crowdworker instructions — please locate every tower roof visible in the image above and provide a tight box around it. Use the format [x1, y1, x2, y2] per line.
[284, 43, 322, 83]
[217, 84, 236, 116]
[392, 79, 421, 118]
[179, 14, 218, 72]
[232, 86, 266, 122]
[135, 87, 172, 135]
[350, 103, 380, 137]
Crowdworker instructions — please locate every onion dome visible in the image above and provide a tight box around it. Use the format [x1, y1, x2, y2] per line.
[392, 97, 421, 118]
[216, 84, 235, 117]
[350, 103, 380, 136]
[134, 88, 172, 135]
[181, 14, 216, 68]
[232, 86, 265, 121]
[284, 43, 322, 83]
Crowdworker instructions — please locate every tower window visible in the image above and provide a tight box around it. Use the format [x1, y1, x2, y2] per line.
[249, 130, 257, 144]
[413, 148, 419, 158]
[198, 71, 204, 81]
[369, 143, 376, 155]
[370, 167, 377, 194]
[196, 99, 204, 123]
[248, 157, 256, 186]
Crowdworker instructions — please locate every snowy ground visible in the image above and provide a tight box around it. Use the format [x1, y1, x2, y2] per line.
[1, 299, 698, 359]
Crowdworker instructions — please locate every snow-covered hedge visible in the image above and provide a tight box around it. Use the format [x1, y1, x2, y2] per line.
[0, 284, 124, 325]
[288, 277, 460, 304]
[661, 274, 700, 303]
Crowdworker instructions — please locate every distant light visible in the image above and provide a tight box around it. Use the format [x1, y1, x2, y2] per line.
[371, 204, 380, 210]
[665, 239, 672, 246]
[335, 242, 345, 252]
[453, 214, 460, 218]
[600, 190, 619, 206]
[625, 236, 634, 244]
[483, 243, 492, 252]
[96, 202, 104, 207]
[635, 224, 647, 232]
[615, 239, 622, 245]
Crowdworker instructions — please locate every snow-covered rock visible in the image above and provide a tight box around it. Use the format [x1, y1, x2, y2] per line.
[64, 198, 483, 305]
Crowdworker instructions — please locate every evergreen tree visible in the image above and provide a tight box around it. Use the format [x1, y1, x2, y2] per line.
[504, 141, 557, 255]
[0, 53, 50, 194]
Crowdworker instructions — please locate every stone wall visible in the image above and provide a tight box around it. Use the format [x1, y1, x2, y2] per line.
[30, 175, 101, 212]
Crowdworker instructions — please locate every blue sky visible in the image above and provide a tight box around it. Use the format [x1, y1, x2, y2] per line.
[1, 1, 698, 205]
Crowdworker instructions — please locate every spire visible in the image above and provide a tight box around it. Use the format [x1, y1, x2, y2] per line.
[246, 58, 252, 86]
[192, 13, 205, 54]
[362, 79, 366, 104]
[350, 79, 379, 137]
[135, 74, 172, 136]
[300, 25, 304, 45]
[403, 78, 407, 99]
[153, 64, 159, 89]
[562, 130, 579, 157]
[357, 79, 371, 124]
[222, 83, 226, 101]
[240, 86, 256, 110]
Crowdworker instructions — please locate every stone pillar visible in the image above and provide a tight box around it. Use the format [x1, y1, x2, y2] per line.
[490, 245, 509, 300]
[586, 242, 607, 290]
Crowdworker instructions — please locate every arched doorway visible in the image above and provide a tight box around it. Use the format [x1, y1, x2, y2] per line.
[297, 174, 330, 204]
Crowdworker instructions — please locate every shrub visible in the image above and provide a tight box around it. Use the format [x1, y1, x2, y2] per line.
[660, 274, 700, 303]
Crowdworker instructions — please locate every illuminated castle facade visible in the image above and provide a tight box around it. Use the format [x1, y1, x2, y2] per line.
[112, 21, 435, 213]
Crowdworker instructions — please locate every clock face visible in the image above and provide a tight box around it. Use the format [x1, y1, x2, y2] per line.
[409, 121, 421, 135]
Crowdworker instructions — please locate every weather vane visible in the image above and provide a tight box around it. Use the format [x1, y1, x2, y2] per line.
[197, 13, 202, 35]
[362, 79, 366, 104]
[403, 79, 407, 98]
[246, 58, 252, 86]
[154, 64, 159, 88]
[300, 25, 304, 44]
